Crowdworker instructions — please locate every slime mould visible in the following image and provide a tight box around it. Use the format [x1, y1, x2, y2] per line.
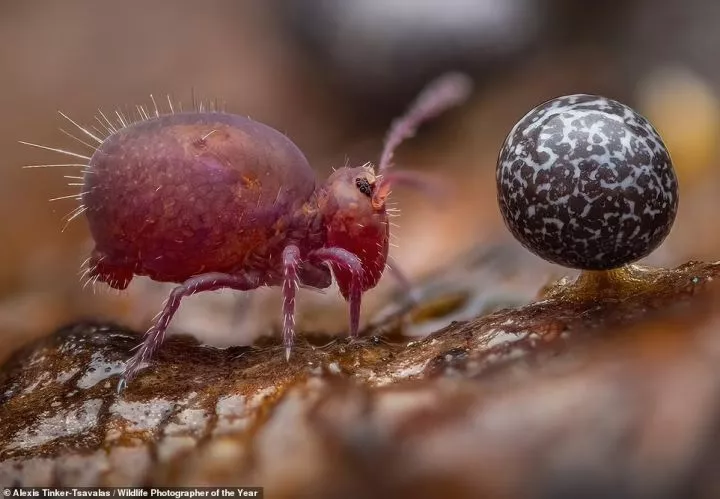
[496, 94, 679, 299]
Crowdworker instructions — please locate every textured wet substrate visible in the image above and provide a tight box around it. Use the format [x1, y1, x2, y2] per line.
[1, 261, 720, 498]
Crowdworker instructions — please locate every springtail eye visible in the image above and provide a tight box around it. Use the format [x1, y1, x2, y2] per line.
[355, 177, 373, 197]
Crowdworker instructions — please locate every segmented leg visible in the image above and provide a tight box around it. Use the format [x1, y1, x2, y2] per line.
[309, 247, 364, 337]
[118, 272, 261, 392]
[282, 245, 301, 361]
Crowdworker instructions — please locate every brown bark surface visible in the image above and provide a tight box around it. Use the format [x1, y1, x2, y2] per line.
[2, 254, 720, 498]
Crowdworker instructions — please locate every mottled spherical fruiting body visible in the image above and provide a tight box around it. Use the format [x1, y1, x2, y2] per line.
[496, 94, 678, 270]
[24, 74, 472, 390]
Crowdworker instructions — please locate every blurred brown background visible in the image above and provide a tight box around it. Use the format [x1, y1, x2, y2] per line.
[1, 0, 719, 361]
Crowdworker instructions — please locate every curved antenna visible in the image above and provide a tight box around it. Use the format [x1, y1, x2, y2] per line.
[372, 72, 472, 209]
[377, 72, 473, 175]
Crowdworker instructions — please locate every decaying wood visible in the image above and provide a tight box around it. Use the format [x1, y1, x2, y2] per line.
[2, 256, 720, 498]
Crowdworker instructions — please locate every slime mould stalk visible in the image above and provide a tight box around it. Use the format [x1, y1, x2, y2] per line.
[496, 94, 679, 300]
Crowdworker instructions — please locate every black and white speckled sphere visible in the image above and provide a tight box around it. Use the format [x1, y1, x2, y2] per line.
[496, 94, 678, 270]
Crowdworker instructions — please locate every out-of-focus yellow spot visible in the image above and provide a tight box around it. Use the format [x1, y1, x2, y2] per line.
[242, 176, 262, 190]
[637, 66, 720, 185]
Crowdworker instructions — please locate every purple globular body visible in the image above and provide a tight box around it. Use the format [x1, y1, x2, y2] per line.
[85, 113, 325, 289]
[44, 74, 471, 390]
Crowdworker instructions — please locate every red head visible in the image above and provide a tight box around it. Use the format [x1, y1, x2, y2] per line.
[316, 72, 473, 300]
[317, 164, 389, 299]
